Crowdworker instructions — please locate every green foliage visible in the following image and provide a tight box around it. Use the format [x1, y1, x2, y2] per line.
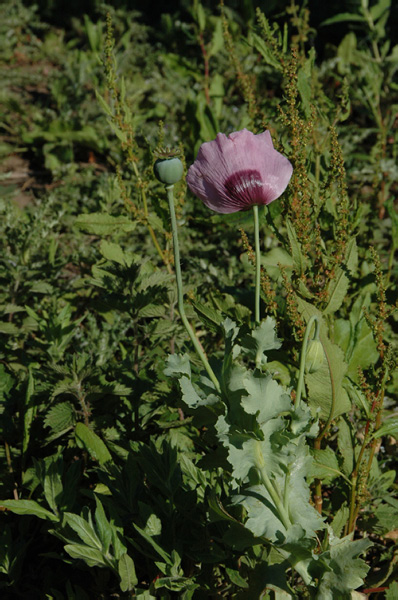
[0, 0, 397, 597]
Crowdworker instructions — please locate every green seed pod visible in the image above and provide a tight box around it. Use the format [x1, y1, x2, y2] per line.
[153, 157, 184, 185]
[305, 339, 324, 374]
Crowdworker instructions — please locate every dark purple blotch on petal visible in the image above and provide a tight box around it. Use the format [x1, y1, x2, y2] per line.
[224, 169, 265, 209]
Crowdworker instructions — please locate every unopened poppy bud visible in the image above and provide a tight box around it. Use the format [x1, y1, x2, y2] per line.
[305, 339, 324, 374]
[154, 157, 184, 185]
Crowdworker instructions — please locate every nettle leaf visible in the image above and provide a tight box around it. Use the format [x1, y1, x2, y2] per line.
[74, 213, 136, 235]
[297, 298, 351, 419]
[44, 402, 75, 434]
[317, 535, 372, 599]
[241, 317, 282, 366]
[330, 504, 350, 537]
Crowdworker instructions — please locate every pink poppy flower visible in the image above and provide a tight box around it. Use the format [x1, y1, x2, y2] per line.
[186, 129, 293, 214]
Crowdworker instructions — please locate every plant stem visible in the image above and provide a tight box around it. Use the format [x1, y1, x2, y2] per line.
[131, 161, 172, 274]
[295, 315, 320, 410]
[166, 184, 221, 393]
[258, 465, 291, 531]
[253, 205, 261, 324]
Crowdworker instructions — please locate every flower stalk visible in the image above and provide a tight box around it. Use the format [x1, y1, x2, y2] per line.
[166, 184, 221, 394]
[253, 205, 261, 323]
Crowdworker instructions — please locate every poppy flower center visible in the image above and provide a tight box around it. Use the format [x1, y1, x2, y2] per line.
[224, 169, 264, 206]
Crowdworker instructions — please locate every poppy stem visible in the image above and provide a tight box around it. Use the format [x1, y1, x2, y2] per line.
[166, 184, 221, 394]
[253, 205, 261, 324]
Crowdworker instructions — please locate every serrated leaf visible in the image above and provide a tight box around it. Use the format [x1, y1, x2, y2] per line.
[386, 581, 398, 599]
[330, 504, 350, 537]
[74, 213, 136, 235]
[75, 423, 112, 466]
[44, 402, 75, 434]
[192, 300, 222, 331]
[250, 32, 283, 70]
[118, 553, 138, 591]
[0, 499, 59, 521]
[0, 322, 19, 335]
[99, 240, 127, 265]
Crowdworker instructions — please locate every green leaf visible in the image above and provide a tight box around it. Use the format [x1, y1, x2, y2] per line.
[75, 423, 112, 466]
[386, 581, 398, 599]
[250, 32, 283, 70]
[337, 417, 354, 476]
[0, 322, 19, 335]
[0, 499, 59, 521]
[94, 496, 112, 554]
[297, 49, 315, 118]
[241, 317, 282, 366]
[99, 240, 128, 265]
[192, 300, 222, 331]
[64, 543, 108, 568]
[297, 298, 351, 419]
[74, 213, 136, 236]
[330, 504, 350, 537]
[371, 418, 398, 439]
[242, 371, 291, 426]
[321, 13, 367, 26]
[118, 553, 138, 592]
[286, 219, 307, 276]
[310, 447, 341, 483]
[317, 535, 372, 598]
[226, 567, 249, 588]
[43, 458, 63, 515]
[64, 512, 102, 550]
[44, 402, 75, 435]
[22, 367, 35, 454]
[164, 354, 191, 378]
[324, 238, 358, 315]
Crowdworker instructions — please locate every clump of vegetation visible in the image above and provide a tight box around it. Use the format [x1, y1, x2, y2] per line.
[0, 1, 397, 598]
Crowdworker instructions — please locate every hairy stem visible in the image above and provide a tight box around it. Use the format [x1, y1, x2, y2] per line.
[166, 185, 221, 393]
[253, 205, 261, 324]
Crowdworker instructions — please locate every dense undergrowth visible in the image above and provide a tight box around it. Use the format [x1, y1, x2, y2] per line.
[0, 1, 397, 598]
